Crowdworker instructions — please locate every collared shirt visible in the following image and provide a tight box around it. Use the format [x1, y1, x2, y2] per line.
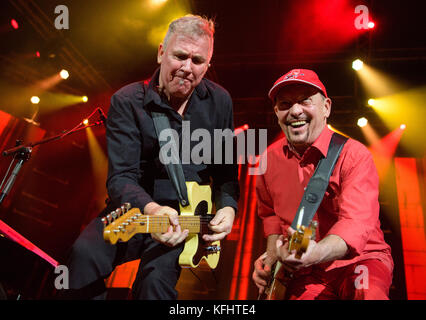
[256, 126, 393, 272]
[106, 68, 239, 213]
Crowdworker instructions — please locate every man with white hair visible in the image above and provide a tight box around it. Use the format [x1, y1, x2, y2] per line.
[65, 15, 239, 300]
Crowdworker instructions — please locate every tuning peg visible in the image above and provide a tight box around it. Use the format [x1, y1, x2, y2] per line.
[123, 203, 131, 211]
[101, 217, 108, 226]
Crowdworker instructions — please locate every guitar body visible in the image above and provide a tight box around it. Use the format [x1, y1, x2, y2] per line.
[265, 261, 288, 300]
[102, 182, 220, 269]
[178, 182, 219, 269]
[264, 222, 317, 300]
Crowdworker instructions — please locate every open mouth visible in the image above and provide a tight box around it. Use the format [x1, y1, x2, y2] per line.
[288, 120, 308, 128]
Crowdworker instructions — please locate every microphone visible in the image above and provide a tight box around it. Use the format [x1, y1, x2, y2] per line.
[97, 108, 107, 127]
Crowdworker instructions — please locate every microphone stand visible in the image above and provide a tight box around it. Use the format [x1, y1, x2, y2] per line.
[0, 120, 104, 205]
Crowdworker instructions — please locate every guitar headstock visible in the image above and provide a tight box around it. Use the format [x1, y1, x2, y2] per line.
[102, 203, 144, 244]
[288, 221, 317, 259]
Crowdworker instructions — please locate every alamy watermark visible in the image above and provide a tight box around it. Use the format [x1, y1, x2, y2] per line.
[354, 5, 370, 30]
[354, 264, 369, 290]
[54, 5, 69, 30]
[158, 121, 267, 175]
[54, 265, 69, 290]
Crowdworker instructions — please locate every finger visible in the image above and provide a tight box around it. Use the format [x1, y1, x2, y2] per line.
[254, 258, 271, 279]
[252, 270, 268, 287]
[202, 231, 226, 242]
[166, 211, 179, 226]
[152, 225, 175, 245]
[164, 225, 188, 246]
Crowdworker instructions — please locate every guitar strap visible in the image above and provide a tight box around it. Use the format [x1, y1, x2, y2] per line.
[290, 132, 348, 230]
[139, 79, 189, 208]
[151, 110, 190, 207]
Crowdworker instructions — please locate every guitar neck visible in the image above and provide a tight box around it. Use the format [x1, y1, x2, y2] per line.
[136, 215, 211, 234]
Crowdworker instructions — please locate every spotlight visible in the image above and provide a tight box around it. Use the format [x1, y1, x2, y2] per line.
[368, 21, 375, 29]
[400, 124, 406, 130]
[150, 0, 168, 6]
[11, 19, 19, 29]
[357, 117, 368, 127]
[82, 96, 88, 103]
[367, 99, 376, 107]
[59, 69, 69, 79]
[352, 59, 364, 71]
[30, 96, 40, 104]
[83, 119, 89, 126]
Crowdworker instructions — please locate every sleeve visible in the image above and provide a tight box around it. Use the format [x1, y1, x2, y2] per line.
[326, 142, 380, 258]
[255, 158, 283, 237]
[211, 91, 240, 213]
[105, 91, 153, 211]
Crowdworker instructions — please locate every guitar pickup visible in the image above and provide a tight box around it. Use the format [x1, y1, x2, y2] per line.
[205, 245, 221, 253]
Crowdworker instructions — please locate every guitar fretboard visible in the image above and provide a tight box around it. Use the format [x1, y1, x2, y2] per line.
[133, 215, 213, 233]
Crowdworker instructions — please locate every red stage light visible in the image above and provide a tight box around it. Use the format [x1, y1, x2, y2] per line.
[368, 21, 375, 29]
[36, 51, 40, 58]
[11, 19, 19, 29]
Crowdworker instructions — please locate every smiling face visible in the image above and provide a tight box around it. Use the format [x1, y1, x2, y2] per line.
[157, 33, 212, 101]
[274, 83, 331, 155]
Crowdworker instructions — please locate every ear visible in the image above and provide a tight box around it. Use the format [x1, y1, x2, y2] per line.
[323, 97, 332, 118]
[273, 105, 279, 117]
[157, 43, 164, 64]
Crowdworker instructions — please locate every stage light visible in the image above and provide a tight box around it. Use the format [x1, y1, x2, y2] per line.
[400, 124, 406, 130]
[150, 0, 167, 5]
[82, 96, 88, 102]
[35, 51, 40, 58]
[357, 117, 368, 127]
[352, 59, 364, 71]
[83, 119, 89, 126]
[59, 69, 69, 79]
[367, 98, 376, 107]
[11, 19, 19, 29]
[30, 96, 40, 104]
[368, 21, 375, 29]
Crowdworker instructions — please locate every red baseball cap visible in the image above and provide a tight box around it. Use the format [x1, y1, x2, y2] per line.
[268, 69, 328, 101]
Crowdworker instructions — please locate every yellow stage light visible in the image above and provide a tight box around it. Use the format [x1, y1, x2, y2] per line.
[400, 124, 406, 130]
[150, 0, 167, 6]
[357, 117, 368, 127]
[82, 96, 88, 102]
[367, 98, 376, 107]
[352, 59, 364, 71]
[31, 96, 40, 104]
[59, 69, 69, 80]
[83, 119, 89, 125]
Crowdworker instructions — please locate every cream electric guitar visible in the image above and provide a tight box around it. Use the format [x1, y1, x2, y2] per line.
[102, 182, 220, 269]
[263, 221, 317, 300]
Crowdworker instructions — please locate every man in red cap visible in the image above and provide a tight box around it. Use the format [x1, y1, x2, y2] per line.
[252, 69, 394, 299]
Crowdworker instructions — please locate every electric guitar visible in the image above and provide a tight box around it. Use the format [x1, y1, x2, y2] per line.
[102, 182, 221, 269]
[263, 221, 317, 300]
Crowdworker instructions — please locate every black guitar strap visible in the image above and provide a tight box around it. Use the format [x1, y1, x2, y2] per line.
[151, 110, 189, 207]
[291, 132, 348, 230]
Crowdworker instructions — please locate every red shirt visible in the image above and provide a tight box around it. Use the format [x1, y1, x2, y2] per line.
[256, 127, 393, 272]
